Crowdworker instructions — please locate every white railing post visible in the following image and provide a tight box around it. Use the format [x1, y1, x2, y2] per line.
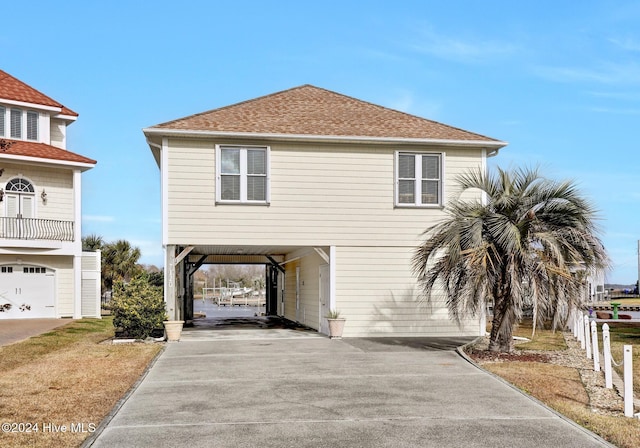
[624, 345, 634, 417]
[591, 321, 600, 372]
[584, 315, 592, 359]
[573, 310, 579, 338]
[578, 313, 585, 347]
[602, 324, 613, 389]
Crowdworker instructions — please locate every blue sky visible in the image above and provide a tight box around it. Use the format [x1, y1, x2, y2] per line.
[2, 1, 639, 283]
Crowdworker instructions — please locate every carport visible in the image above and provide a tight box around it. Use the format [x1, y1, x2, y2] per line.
[164, 244, 335, 335]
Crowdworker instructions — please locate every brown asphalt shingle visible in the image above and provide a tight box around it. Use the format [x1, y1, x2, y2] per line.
[0, 69, 78, 117]
[0, 139, 96, 165]
[151, 84, 499, 142]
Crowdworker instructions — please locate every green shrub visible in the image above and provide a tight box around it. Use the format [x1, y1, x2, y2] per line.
[111, 275, 166, 339]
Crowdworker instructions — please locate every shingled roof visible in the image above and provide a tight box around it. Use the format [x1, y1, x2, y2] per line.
[0, 139, 96, 165]
[0, 70, 78, 117]
[149, 84, 500, 143]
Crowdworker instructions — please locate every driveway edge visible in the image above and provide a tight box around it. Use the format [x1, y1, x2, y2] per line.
[80, 343, 167, 447]
[455, 338, 617, 448]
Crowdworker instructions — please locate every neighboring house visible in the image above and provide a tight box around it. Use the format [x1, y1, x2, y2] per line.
[143, 85, 507, 337]
[0, 70, 100, 319]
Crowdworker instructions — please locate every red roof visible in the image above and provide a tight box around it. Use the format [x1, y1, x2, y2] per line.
[0, 70, 78, 117]
[0, 139, 96, 165]
[151, 84, 500, 142]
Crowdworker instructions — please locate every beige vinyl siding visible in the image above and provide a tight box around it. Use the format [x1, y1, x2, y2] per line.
[0, 162, 74, 221]
[165, 138, 483, 247]
[335, 246, 482, 337]
[49, 118, 66, 148]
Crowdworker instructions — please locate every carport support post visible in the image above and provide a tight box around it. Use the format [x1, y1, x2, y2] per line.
[165, 245, 178, 321]
[265, 257, 284, 316]
[185, 256, 207, 325]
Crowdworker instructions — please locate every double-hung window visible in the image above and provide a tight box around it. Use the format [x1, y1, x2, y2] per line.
[26, 111, 38, 140]
[0, 106, 5, 136]
[0, 108, 38, 141]
[396, 152, 442, 206]
[10, 108, 22, 139]
[216, 145, 269, 204]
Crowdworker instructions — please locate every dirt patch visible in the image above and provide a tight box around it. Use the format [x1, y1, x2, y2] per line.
[467, 349, 552, 363]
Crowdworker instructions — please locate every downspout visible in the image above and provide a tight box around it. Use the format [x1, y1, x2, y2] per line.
[73, 169, 82, 319]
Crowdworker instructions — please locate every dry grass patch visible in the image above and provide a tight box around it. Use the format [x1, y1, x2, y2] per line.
[484, 361, 588, 409]
[0, 318, 162, 448]
[483, 361, 640, 448]
[607, 325, 640, 396]
[470, 322, 640, 448]
[514, 323, 567, 351]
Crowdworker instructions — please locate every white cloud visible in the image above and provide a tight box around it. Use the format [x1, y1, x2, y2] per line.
[411, 27, 518, 64]
[589, 106, 640, 115]
[608, 36, 640, 52]
[586, 90, 640, 101]
[387, 90, 414, 112]
[533, 62, 640, 85]
[83, 215, 115, 222]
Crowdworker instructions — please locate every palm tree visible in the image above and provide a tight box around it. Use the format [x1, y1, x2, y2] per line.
[102, 239, 142, 292]
[411, 166, 608, 353]
[82, 233, 104, 251]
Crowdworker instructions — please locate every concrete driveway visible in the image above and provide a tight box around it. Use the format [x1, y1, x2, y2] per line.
[0, 318, 72, 347]
[86, 331, 612, 448]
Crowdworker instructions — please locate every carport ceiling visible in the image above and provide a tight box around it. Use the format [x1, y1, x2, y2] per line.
[184, 245, 315, 257]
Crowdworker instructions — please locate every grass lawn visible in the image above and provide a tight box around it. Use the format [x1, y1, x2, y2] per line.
[471, 321, 640, 448]
[0, 317, 162, 448]
[604, 324, 640, 397]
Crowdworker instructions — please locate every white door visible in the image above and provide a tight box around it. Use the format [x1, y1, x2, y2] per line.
[0, 266, 55, 318]
[5, 192, 35, 238]
[319, 264, 330, 335]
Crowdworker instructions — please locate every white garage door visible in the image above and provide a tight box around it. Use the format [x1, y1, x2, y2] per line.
[0, 265, 55, 318]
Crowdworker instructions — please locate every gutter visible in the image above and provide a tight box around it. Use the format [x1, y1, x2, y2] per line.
[142, 127, 508, 150]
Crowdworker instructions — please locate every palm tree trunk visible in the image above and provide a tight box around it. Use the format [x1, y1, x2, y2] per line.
[488, 284, 515, 352]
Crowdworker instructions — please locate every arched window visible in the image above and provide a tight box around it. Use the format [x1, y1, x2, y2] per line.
[6, 178, 35, 193]
[5, 177, 35, 219]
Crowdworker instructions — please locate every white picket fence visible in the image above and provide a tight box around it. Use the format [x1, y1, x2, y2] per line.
[570, 310, 638, 418]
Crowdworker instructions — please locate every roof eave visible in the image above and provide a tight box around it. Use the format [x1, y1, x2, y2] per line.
[0, 98, 62, 113]
[54, 113, 78, 122]
[142, 127, 508, 149]
[0, 153, 96, 171]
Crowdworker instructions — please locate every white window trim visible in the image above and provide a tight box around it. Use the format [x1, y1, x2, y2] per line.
[394, 151, 445, 208]
[215, 144, 270, 205]
[1, 107, 39, 142]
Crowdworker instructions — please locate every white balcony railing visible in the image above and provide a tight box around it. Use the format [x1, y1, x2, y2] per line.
[0, 217, 74, 241]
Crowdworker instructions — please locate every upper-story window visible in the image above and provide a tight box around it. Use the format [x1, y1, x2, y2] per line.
[27, 111, 38, 140]
[10, 109, 21, 138]
[216, 145, 269, 204]
[0, 107, 38, 141]
[395, 152, 443, 207]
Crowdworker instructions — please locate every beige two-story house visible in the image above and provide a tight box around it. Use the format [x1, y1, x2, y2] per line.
[143, 85, 507, 337]
[0, 70, 100, 320]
